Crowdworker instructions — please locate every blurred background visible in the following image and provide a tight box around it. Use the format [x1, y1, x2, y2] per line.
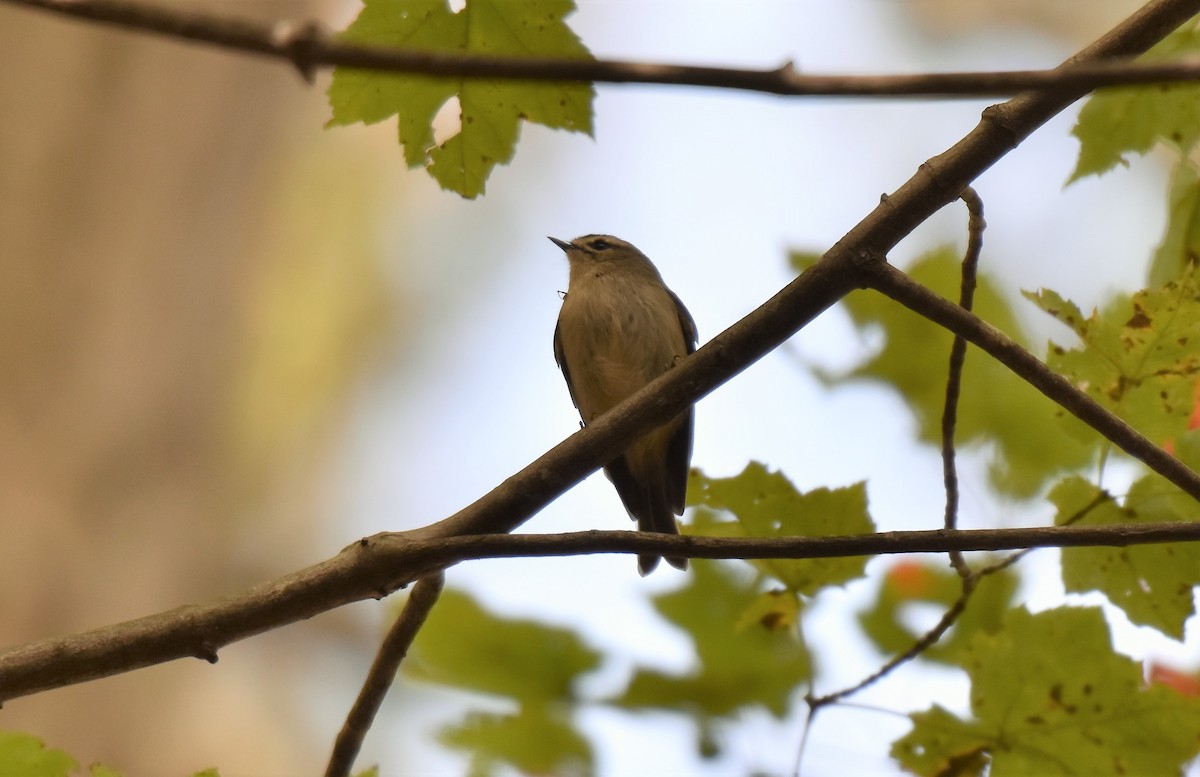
[0, 0, 1181, 774]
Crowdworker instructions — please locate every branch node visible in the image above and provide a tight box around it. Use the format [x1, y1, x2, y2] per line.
[270, 19, 327, 84]
[194, 643, 220, 664]
[852, 249, 885, 270]
[980, 103, 1020, 141]
[775, 58, 799, 83]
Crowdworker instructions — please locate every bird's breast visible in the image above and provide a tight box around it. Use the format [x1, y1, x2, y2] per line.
[558, 274, 687, 422]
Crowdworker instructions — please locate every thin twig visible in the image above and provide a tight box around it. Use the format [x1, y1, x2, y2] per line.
[326, 573, 445, 777]
[943, 187, 987, 577]
[803, 189, 990, 774]
[6, 0, 1200, 98]
[802, 492, 1109, 726]
[807, 576, 978, 713]
[975, 488, 1112, 575]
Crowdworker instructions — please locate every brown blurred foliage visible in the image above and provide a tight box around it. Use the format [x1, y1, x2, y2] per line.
[0, 2, 394, 772]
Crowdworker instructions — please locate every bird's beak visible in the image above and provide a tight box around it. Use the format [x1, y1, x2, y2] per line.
[548, 236, 572, 252]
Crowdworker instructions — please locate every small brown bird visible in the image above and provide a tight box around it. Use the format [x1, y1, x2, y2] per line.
[551, 234, 697, 575]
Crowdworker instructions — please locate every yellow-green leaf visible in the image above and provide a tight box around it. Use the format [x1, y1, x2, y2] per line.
[893, 606, 1200, 775]
[1150, 161, 1200, 287]
[439, 708, 592, 776]
[688, 463, 875, 594]
[1026, 274, 1200, 449]
[612, 559, 811, 719]
[1051, 473, 1200, 639]
[406, 588, 601, 702]
[327, 0, 594, 198]
[0, 732, 77, 777]
[1070, 22, 1200, 182]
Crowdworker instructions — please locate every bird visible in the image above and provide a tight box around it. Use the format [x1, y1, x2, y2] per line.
[550, 234, 697, 575]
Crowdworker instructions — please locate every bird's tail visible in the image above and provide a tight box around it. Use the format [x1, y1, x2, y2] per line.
[637, 478, 688, 576]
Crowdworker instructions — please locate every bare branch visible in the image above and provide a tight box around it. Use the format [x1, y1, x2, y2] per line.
[6, 0, 1200, 98]
[808, 577, 978, 712]
[326, 574, 445, 777]
[4, 518, 1200, 703]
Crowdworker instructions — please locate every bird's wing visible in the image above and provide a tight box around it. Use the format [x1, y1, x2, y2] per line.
[670, 289, 699, 354]
[552, 317, 581, 412]
[665, 290, 698, 515]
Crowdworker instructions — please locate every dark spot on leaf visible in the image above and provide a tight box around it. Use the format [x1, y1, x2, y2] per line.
[1127, 306, 1152, 328]
[1026, 715, 1045, 725]
[1050, 684, 1064, 704]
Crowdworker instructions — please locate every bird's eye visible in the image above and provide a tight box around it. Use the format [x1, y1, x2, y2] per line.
[589, 238, 611, 250]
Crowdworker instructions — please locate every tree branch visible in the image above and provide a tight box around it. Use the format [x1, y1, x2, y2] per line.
[325, 573, 445, 777]
[5, 0, 1200, 97]
[3, 520, 1200, 702]
[863, 261, 1199, 496]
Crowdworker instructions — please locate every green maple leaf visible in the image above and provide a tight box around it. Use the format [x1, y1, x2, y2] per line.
[1051, 473, 1200, 639]
[893, 606, 1200, 776]
[688, 463, 875, 595]
[328, 0, 594, 198]
[406, 588, 600, 702]
[612, 559, 811, 721]
[1070, 21, 1200, 182]
[406, 588, 600, 774]
[0, 732, 77, 777]
[439, 708, 592, 777]
[1025, 274, 1200, 449]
